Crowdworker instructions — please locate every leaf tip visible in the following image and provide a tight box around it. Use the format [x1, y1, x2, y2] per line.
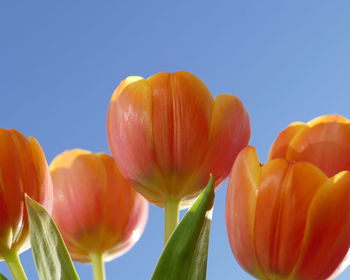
[207, 174, 215, 210]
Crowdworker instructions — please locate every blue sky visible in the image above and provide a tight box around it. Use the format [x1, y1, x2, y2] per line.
[1, 1, 350, 279]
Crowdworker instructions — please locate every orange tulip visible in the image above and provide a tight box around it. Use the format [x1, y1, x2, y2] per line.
[107, 71, 250, 208]
[50, 149, 148, 275]
[0, 128, 53, 279]
[107, 71, 250, 243]
[226, 146, 350, 280]
[269, 114, 350, 177]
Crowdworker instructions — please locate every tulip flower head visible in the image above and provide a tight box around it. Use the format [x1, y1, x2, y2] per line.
[50, 149, 148, 267]
[269, 114, 350, 177]
[107, 71, 250, 209]
[0, 128, 53, 279]
[107, 71, 250, 244]
[226, 115, 350, 280]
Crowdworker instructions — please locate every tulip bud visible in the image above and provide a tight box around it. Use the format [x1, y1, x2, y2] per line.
[226, 146, 350, 280]
[50, 149, 148, 268]
[0, 128, 53, 279]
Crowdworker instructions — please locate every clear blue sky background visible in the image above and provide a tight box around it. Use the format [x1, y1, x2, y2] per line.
[1, 1, 350, 279]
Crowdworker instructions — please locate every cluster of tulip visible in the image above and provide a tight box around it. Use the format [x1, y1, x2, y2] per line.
[0, 71, 350, 280]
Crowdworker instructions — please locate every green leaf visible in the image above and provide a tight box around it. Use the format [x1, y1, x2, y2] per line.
[0, 273, 8, 280]
[151, 175, 215, 280]
[25, 196, 80, 280]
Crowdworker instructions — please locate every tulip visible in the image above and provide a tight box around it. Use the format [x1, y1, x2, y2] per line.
[226, 146, 350, 280]
[0, 128, 53, 280]
[269, 114, 350, 177]
[107, 70, 250, 243]
[50, 149, 148, 280]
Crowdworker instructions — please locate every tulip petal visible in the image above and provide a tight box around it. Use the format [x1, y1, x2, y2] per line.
[0, 177, 10, 256]
[285, 115, 350, 177]
[107, 77, 165, 205]
[202, 94, 250, 187]
[97, 153, 132, 252]
[0, 129, 52, 257]
[148, 71, 213, 197]
[107, 77, 154, 179]
[253, 157, 289, 278]
[28, 136, 52, 214]
[0, 129, 23, 250]
[51, 150, 148, 262]
[254, 160, 328, 279]
[268, 122, 306, 160]
[51, 150, 106, 253]
[292, 171, 350, 280]
[96, 153, 148, 260]
[147, 72, 175, 174]
[52, 150, 124, 254]
[0, 129, 41, 253]
[226, 146, 266, 279]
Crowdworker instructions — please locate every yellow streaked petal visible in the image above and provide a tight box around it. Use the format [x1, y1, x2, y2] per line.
[50, 149, 91, 170]
[110, 76, 144, 102]
[307, 114, 350, 126]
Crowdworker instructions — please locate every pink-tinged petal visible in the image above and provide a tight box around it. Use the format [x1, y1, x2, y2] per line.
[268, 122, 306, 160]
[107, 77, 154, 180]
[226, 146, 266, 279]
[51, 150, 148, 262]
[292, 171, 350, 280]
[254, 160, 327, 279]
[148, 71, 213, 197]
[107, 77, 165, 205]
[96, 153, 148, 260]
[51, 149, 107, 250]
[202, 94, 250, 187]
[286, 115, 350, 177]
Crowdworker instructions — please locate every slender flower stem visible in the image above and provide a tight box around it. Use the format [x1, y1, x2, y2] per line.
[164, 198, 180, 245]
[90, 252, 106, 280]
[3, 250, 28, 280]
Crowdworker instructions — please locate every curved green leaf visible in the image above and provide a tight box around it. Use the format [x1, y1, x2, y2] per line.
[151, 175, 215, 280]
[25, 196, 80, 280]
[0, 273, 8, 280]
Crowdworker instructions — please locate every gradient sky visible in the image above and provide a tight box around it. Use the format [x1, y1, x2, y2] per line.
[1, 1, 350, 279]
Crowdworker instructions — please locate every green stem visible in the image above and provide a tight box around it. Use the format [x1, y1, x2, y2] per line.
[90, 252, 106, 280]
[3, 250, 28, 280]
[164, 198, 180, 245]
